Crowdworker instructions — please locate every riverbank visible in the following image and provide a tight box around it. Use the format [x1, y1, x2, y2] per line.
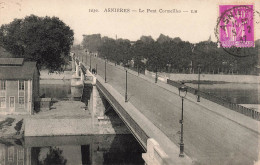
[145, 70, 260, 84]
[40, 70, 73, 80]
[170, 73, 260, 84]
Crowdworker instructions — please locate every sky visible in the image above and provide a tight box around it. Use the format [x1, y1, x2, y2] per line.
[0, 0, 259, 44]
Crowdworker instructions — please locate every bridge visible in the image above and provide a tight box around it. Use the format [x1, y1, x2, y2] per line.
[72, 52, 259, 165]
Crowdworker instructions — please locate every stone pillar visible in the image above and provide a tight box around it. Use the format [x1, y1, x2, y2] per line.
[93, 76, 96, 85]
[76, 62, 80, 77]
[90, 85, 106, 124]
[70, 52, 76, 72]
[72, 58, 75, 71]
[142, 138, 169, 165]
[80, 69, 85, 81]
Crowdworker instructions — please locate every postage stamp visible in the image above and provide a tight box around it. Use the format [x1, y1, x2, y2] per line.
[219, 5, 254, 48]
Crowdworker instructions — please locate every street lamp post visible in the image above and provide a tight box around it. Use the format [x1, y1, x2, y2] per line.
[197, 64, 201, 102]
[81, 53, 83, 62]
[155, 64, 158, 83]
[137, 64, 139, 76]
[125, 69, 128, 102]
[85, 50, 88, 64]
[90, 54, 92, 71]
[178, 82, 188, 157]
[105, 57, 107, 83]
[96, 64, 98, 74]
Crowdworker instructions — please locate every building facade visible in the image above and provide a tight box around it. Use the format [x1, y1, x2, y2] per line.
[0, 144, 31, 165]
[0, 58, 39, 115]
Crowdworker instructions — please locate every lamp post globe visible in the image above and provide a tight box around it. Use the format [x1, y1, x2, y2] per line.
[179, 82, 188, 98]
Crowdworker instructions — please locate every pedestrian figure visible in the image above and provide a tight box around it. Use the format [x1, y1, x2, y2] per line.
[92, 68, 96, 74]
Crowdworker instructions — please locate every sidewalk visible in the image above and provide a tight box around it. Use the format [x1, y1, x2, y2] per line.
[115, 64, 260, 134]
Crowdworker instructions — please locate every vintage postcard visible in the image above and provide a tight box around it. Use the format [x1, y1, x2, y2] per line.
[0, 0, 259, 165]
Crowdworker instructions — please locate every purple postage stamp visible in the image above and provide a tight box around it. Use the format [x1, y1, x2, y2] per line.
[219, 5, 254, 48]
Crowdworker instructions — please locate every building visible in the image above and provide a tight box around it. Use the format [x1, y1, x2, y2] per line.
[0, 144, 31, 165]
[0, 58, 39, 115]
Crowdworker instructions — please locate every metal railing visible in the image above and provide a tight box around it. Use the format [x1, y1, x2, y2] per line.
[167, 79, 260, 121]
[96, 80, 149, 150]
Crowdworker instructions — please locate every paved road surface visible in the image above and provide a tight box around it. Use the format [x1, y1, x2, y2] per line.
[78, 52, 259, 165]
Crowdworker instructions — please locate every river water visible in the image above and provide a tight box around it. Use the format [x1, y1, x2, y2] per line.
[40, 80, 72, 99]
[186, 82, 259, 104]
[0, 135, 144, 165]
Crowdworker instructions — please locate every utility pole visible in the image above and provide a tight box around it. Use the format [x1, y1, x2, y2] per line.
[96, 64, 97, 74]
[125, 69, 128, 102]
[90, 54, 92, 71]
[155, 64, 158, 83]
[197, 65, 201, 102]
[105, 58, 107, 83]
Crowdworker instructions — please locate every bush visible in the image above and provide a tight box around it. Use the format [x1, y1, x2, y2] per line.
[14, 119, 23, 132]
[0, 118, 15, 129]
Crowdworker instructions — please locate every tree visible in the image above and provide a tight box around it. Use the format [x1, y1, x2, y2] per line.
[172, 37, 182, 43]
[132, 40, 147, 70]
[82, 34, 101, 52]
[42, 147, 67, 165]
[140, 35, 154, 44]
[84, 33, 258, 75]
[98, 37, 116, 60]
[156, 34, 172, 44]
[0, 15, 74, 72]
[146, 42, 162, 72]
[98, 37, 132, 66]
[115, 39, 132, 65]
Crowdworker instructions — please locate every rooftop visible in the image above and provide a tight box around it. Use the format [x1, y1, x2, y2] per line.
[0, 58, 24, 66]
[0, 58, 37, 80]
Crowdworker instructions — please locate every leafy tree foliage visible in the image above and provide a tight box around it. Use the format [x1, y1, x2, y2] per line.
[82, 34, 101, 52]
[42, 147, 67, 165]
[157, 34, 172, 44]
[98, 37, 132, 65]
[0, 15, 74, 72]
[95, 34, 259, 75]
[140, 35, 154, 44]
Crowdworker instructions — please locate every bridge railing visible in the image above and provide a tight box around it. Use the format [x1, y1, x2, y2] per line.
[75, 58, 79, 65]
[167, 79, 260, 121]
[96, 80, 150, 149]
[79, 63, 87, 74]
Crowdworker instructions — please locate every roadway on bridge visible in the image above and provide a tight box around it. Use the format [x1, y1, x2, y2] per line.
[81, 54, 258, 165]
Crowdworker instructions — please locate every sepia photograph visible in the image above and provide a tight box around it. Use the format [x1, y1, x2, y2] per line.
[0, 0, 259, 164]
